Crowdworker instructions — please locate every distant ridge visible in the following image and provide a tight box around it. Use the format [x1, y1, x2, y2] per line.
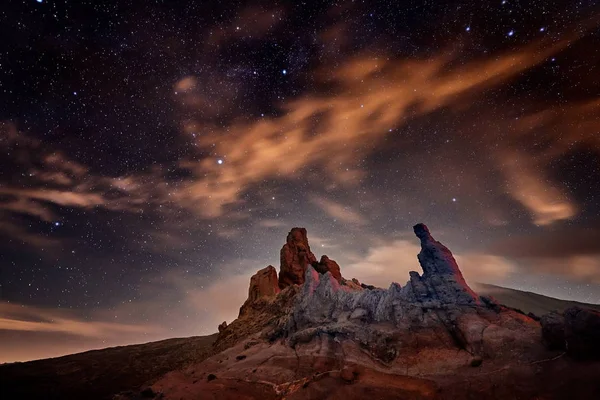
[476, 282, 600, 316]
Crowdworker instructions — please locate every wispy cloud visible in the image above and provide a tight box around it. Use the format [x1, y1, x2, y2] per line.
[309, 195, 367, 225]
[0, 302, 161, 338]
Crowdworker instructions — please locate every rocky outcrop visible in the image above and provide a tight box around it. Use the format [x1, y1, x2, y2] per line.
[408, 223, 479, 305]
[564, 307, 600, 359]
[540, 312, 565, 350]
[278, 228, 317, 289]
[313, 255, 342, 283]
[542, 307, 600, 360]
[239, 265, 280, 316]
[143, 223, 600, 400]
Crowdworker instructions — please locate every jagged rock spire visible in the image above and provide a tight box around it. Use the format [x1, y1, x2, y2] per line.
[278, 227, 317, 288]
[410, 223, 479, 304]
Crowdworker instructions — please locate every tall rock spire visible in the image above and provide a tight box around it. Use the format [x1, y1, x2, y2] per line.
[278, 227, 317, 288]
[411, 223, 479, 304]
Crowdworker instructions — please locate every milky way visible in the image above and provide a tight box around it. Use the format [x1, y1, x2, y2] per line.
[1, 0, 599, 362]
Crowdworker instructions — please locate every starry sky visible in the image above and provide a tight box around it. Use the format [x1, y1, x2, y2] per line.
[1, 0, 600, 363]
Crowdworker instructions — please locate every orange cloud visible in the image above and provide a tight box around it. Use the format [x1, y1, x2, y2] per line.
[500, 153, 576, 225]
[309, 195, 367, 225]
[173, 31, 588, 218]
[0, 302, 161, 338]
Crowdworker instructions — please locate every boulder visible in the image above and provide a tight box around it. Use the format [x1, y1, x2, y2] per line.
[564, 306, 600, 359]
[540, 312, 565, 350]
[217, 321, 228, 333]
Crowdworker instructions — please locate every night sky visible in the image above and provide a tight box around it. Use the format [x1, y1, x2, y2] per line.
[1, 0, 599, 362]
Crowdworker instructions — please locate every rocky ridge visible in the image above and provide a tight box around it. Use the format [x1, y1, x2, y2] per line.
[145, 224, 600, 400]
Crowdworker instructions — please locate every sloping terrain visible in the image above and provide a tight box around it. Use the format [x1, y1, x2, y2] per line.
[476, 283, 600, 316]
[2, 225, 600, 400]
[0, 334, 217, 400]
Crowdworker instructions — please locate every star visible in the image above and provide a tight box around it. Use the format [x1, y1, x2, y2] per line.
[54, 222, 61, 227]
[217, 159, 223, 165]
[466, 26, 471, 32]
[282, 69, 287, 75]
[507, 30, 514, 37]
[452, 198, 457, 202]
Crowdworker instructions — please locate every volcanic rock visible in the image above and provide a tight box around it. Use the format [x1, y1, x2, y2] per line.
[239, 265, 280, 316]
[410, 223, 479, 305]
[145, 223, 600, 400]
[313, 255, 342, 283]
[217, 321, 227, 333]
[541, 307, 600, 359]
[563, 306, 600, 359]
[278, 227, 317, 288]
[540, 311, 566, 350]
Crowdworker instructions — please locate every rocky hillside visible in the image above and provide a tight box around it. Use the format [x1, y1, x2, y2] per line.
[3, 224, 600, 400]
[475, 283, 600, 316]
[0, 335, 217, 400]
[144, 224, 600, 399]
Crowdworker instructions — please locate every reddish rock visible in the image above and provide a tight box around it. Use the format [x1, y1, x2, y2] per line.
[248, 265, 280, 302]
[340, 365, 357, 382]
[218, 321, 228, 333]
[278, 228, 317, 288]
[313, 255, 342, 283]
[239, 265, 280, 316]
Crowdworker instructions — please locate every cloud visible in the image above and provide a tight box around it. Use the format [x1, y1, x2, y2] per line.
[0, 123, 153, 246]
[172, 30, 588, 218]
[0, 302, 160, 338]
[488, 227, 600, 283]
[506, 256, 600, 285]
[500, 152, 576, 225]
[309, 195, 367, 225]
[490, 226, 600, 259]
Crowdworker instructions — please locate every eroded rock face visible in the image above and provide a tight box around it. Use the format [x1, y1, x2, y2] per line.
[314, 255, 342, 283]
[219, 223, 542, 371]
[248, 265, 280, 302]
[410, 223, 479, 305]
[239, 265, 280, 316]
[278, 228, 317, 289]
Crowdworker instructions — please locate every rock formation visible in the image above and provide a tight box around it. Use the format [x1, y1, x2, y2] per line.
[541, 306, 600, 359]
[410, 223, 480, 305]
[278, 228, 317, 288]
[239, 265, 280, 316]
[139, 224, 600, 400]
[313, 255, 342, 283]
